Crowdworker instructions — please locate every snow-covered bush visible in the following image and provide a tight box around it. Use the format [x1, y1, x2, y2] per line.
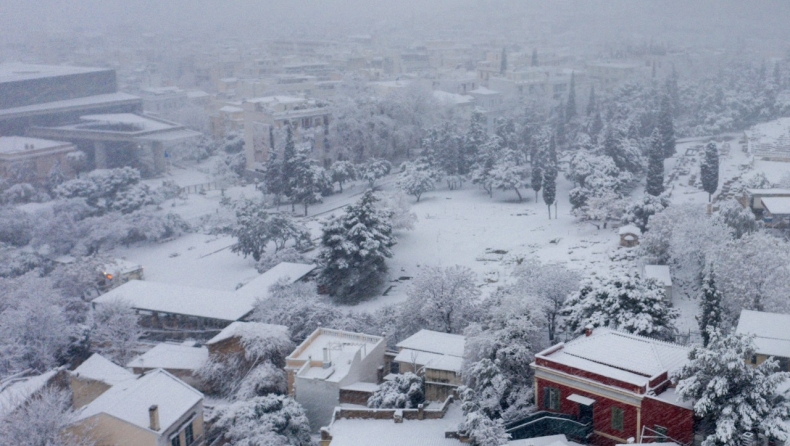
[1, 183, 43, 205]
[235, 362, 288, 400]
[397, 162, 435, 202]
[458, 409, 510, 446]
[0, 207, 33, 246]
[673, 330, 790, 446]
[562, 271, 678, 340]
[375, 190, 417, 231]
[212, 395, 313, 446]
[89, 299, 142, 366]
[620, 193, 670, 233]
[399, 265, 480, 335]
[255, 247, 311, 274]
[367, 372, 424, 409]
[0, 387, 96, 446]
[714, 200, 759, 239]
[55, 167, 158, 215]
[359, 158, 392, 188]
[231, 199, 311, 262]
[329, 160, 357, 192]
[511, 260, 580, 342]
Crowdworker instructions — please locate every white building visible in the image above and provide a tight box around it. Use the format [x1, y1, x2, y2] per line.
[642, 265, 673, 303]
[286, 328, 386, 431]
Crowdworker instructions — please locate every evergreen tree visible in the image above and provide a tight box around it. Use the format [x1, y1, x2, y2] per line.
[646, 129, 665, 196]
[565, 72, 576, 123]
[531, 158, 542, 202]
[500, 47, 507, 74]
[531, 48, 538, 66]
[542, 137, 557, 219]
[317, 191, 396, 303]
[463, 110, 488, 175]
[586, 85, 596, 116]
[700, 142, 719, 202]
[282, 125, 297, 209]
[667, 66, 680, 117]
[697, 266, 723, 347]
[555, 102, 566, 148]
[658, 94, 676, 158]
[269, 126, 275, 152]
[291, 149, 327, 216]
[589, 111, 603, 143]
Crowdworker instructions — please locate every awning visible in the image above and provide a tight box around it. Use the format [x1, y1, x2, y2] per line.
[567, 394, 596, 406]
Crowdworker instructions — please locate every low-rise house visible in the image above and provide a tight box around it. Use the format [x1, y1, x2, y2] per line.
[744, 188, 790, 214]
[530, 327, 694, 446]
[205, 321, 289, 359]
[642, 265, 673, 303]
[618, 225, 641, 248]
[98, 258, 144, 291]
[285, 328, 386, 431]
[127, 343, 208, 387]
[68, 369, 205, 446]
[0, 136, 78, 183]
[736, 310, 790, 371]
[70, 353, 135, 409]
[394, 330, 465, 401]
[0, 368, 66, 421]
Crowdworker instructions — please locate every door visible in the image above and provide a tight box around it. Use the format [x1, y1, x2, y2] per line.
[579, 403, 593, 424]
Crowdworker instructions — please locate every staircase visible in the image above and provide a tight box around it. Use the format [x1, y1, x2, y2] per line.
[505, 412, 593, 443]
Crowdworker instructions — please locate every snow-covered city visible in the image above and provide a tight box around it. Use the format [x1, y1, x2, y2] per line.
[2, 1, 790, 446]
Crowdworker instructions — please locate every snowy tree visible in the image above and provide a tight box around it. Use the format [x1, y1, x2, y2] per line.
[329, 160, 357, 192]
[500, 47, 507, 74]
[90, 299, 142, 366]
[586, 85, 597, 116]
[512, 260, 580, 341]
[459, 411, 510, 446]
[281, 125, 297, 202]
[359, 158, 392, 189]
[714, 232, 790, 316]
[714, 200, 758, 239]
[700, 142, 719, 201]
[211, 156, 240, 192]
[230, 199, 311, 261]
[566, 72, 577, 123]
[255, 247, 310, 274]
[657, 94, 676, 158]
[317, 191, 395, 302]
[530, 157, 542, 202]
[212, 395, 313, 446]
[367, 372, 424, 409]
[398, 163, 435, 202]
[673, 330, 790, 446]
[463, 110, 488, 175]
[738, 171, 772, 193]
[375, 191, 417, 231]
[541, 160, 557, 219]
[697, 266, 724, 347]
[65, 150, 88, 178]
[261, 156, 286, 207]
[252, 281, 344, 343]
[400, 265, 481, 335]
[55, 167, 158, 215]
[471, 137, 503, 198]
[573, 190, 625, 229]
[0, 207, 32, 247]
[0, 387, 96, 446]
[646, 129, 665, 196]
[235, 362, 289, 400]
[562, 271, 678, 340]
[621, 193, 670, 233]
[490, 149, 527, 202]
[290, 149, 329, 215]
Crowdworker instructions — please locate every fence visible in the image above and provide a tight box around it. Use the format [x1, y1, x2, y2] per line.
[180, 181, 221, 195]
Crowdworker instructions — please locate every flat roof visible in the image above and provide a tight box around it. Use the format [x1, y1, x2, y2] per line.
[736, 309, 790, 357]
[127, 343, 208, 371]
[289, 328, 383, 383]
[0, 92, 141, 118]
[394, 349, 463, 373]
[0, 63, 111, 83]
[396, 330, 465, 358]
[0, 136, 73, 155]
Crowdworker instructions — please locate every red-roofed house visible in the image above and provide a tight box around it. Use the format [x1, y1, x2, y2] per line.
[528, 327, 695, 446]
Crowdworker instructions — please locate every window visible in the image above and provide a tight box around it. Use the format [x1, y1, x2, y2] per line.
[654, 425, 668, 442]
[171, 435, 181, 446]
[185, 423, 194, 445]
[751, 355, 758, 365]
[611, 407, 624, 431]
[543, 387, 560, 411]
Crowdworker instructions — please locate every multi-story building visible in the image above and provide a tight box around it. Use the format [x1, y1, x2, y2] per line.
[529, 327, 695, 446]
[0, 136, 77, 183]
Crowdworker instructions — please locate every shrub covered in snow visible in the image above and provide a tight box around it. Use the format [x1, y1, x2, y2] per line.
[367, 372, 424, 409]
[212, 394, 313, 446]
[89, 299, 142, 366]
[55, 167, 158, 215]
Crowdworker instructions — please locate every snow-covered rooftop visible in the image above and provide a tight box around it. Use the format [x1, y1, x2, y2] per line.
[93, 262, 316, 322]
[394, 349, 464, 373]
[0, 136, 73, 155]
[643, 265, 672, 286]
[508, 434, 584, 446]
[0, 92, 141, 117]
[761, 196, 790, 215]
[206, 321, 289, 346]
[432, 90, 474, 105]
[736, 310, 790, 358]
[326, 400, 463, 446]
[746, 188, 790, 196]
[340, 382, 380, 393]
[0, 369, 60, 420]
[469, 87, 500, 95]
[0, 63, 111, 83]
[618, 225, 642, 236]
[396, 330, 465, 358]
[73, 354, 134, 386]
[289, 328, 384, 383]
[127, 343, 208, 371]
[77, 113, 175, 132]
[537, 328, 690, 385]
[75, 369, 202, 433]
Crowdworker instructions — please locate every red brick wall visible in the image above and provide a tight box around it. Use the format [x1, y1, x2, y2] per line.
[536, 378, 639, 445]
[640, 395, 695, 445]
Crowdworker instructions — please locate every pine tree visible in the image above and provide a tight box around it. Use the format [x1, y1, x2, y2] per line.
[531, 160, 542, 202]
[586, 85, 596, 116]
[282, 125, 297, 209]
[317, 190, 396, 302]
[463, 110, 488, 175]
[555, 103, 566, 148]
[590, 111, 603, 143]
[700, 142, 719, 202]
[531, 48, 538, 66]
[565, 72, 576, 123]
[657, 94, 675, 158]
[542, 137, 557, 219]
[646, 129, 665, 196]
[697, 266, 723, 347]
[500, 47, 507, 75]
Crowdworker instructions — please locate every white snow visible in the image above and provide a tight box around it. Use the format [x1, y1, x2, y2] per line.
[509, 434, 584, 446]
[126, 343, 208, 371]
[736, 310, 790, 358]
[73, 354, 134, 386]
[396, 330, 466, 358]
[643, 265, 672, 286]
[206, 321, 289, 346]
[760, 196, 790, 215]
[75, 369, 202, 432]
[0, 369, 60, 420]
[618, 225, 641, 236]
[394, 349, 464, 373]
[235, 262, 317, 301]
[288, 328, 384, 383]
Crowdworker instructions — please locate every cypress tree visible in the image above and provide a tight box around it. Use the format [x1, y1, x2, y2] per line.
[700, 142, 719, 202]
[646, 129, 665, 196]
[565, 72, 576, 123]
[697, 266, 723, 347]
[542, 136, 557, 219]
[500, 47, 507, 74]
[531, 151, 542, 202]
[531, 48, 538, 66]
[590, 111, 603, 143]
[658, 94, 675, 158]
[282, 125, 297, 209]
[586, 85, 596, 116]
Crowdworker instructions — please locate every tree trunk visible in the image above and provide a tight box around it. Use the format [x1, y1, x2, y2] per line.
[304, 202, 309, 216]
[554, 202, 558, 219]
[514, 187, 522, 202]
[548, 205, 552, 219]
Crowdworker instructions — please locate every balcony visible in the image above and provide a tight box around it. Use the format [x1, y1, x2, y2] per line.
[505, 411, 593, 443]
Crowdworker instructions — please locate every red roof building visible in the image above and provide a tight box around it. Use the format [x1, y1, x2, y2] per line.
[530, 327, 695, 446]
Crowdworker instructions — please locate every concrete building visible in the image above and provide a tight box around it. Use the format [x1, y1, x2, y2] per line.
[286, 328, 386, 431]
[585, 62, 644, 91]
[139, 87, 189, 115]
[0, 63, 142, 136]
[27, 113, 201, 177]
[394, 330, 465, 402]
[0, 136, 77, 182]
[241, 95, 331, 169]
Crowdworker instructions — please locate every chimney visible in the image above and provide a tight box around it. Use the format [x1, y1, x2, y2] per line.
[322, 347, 331, 368]
[584, 324, 594, 337]
[149, 405, 160, 431]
